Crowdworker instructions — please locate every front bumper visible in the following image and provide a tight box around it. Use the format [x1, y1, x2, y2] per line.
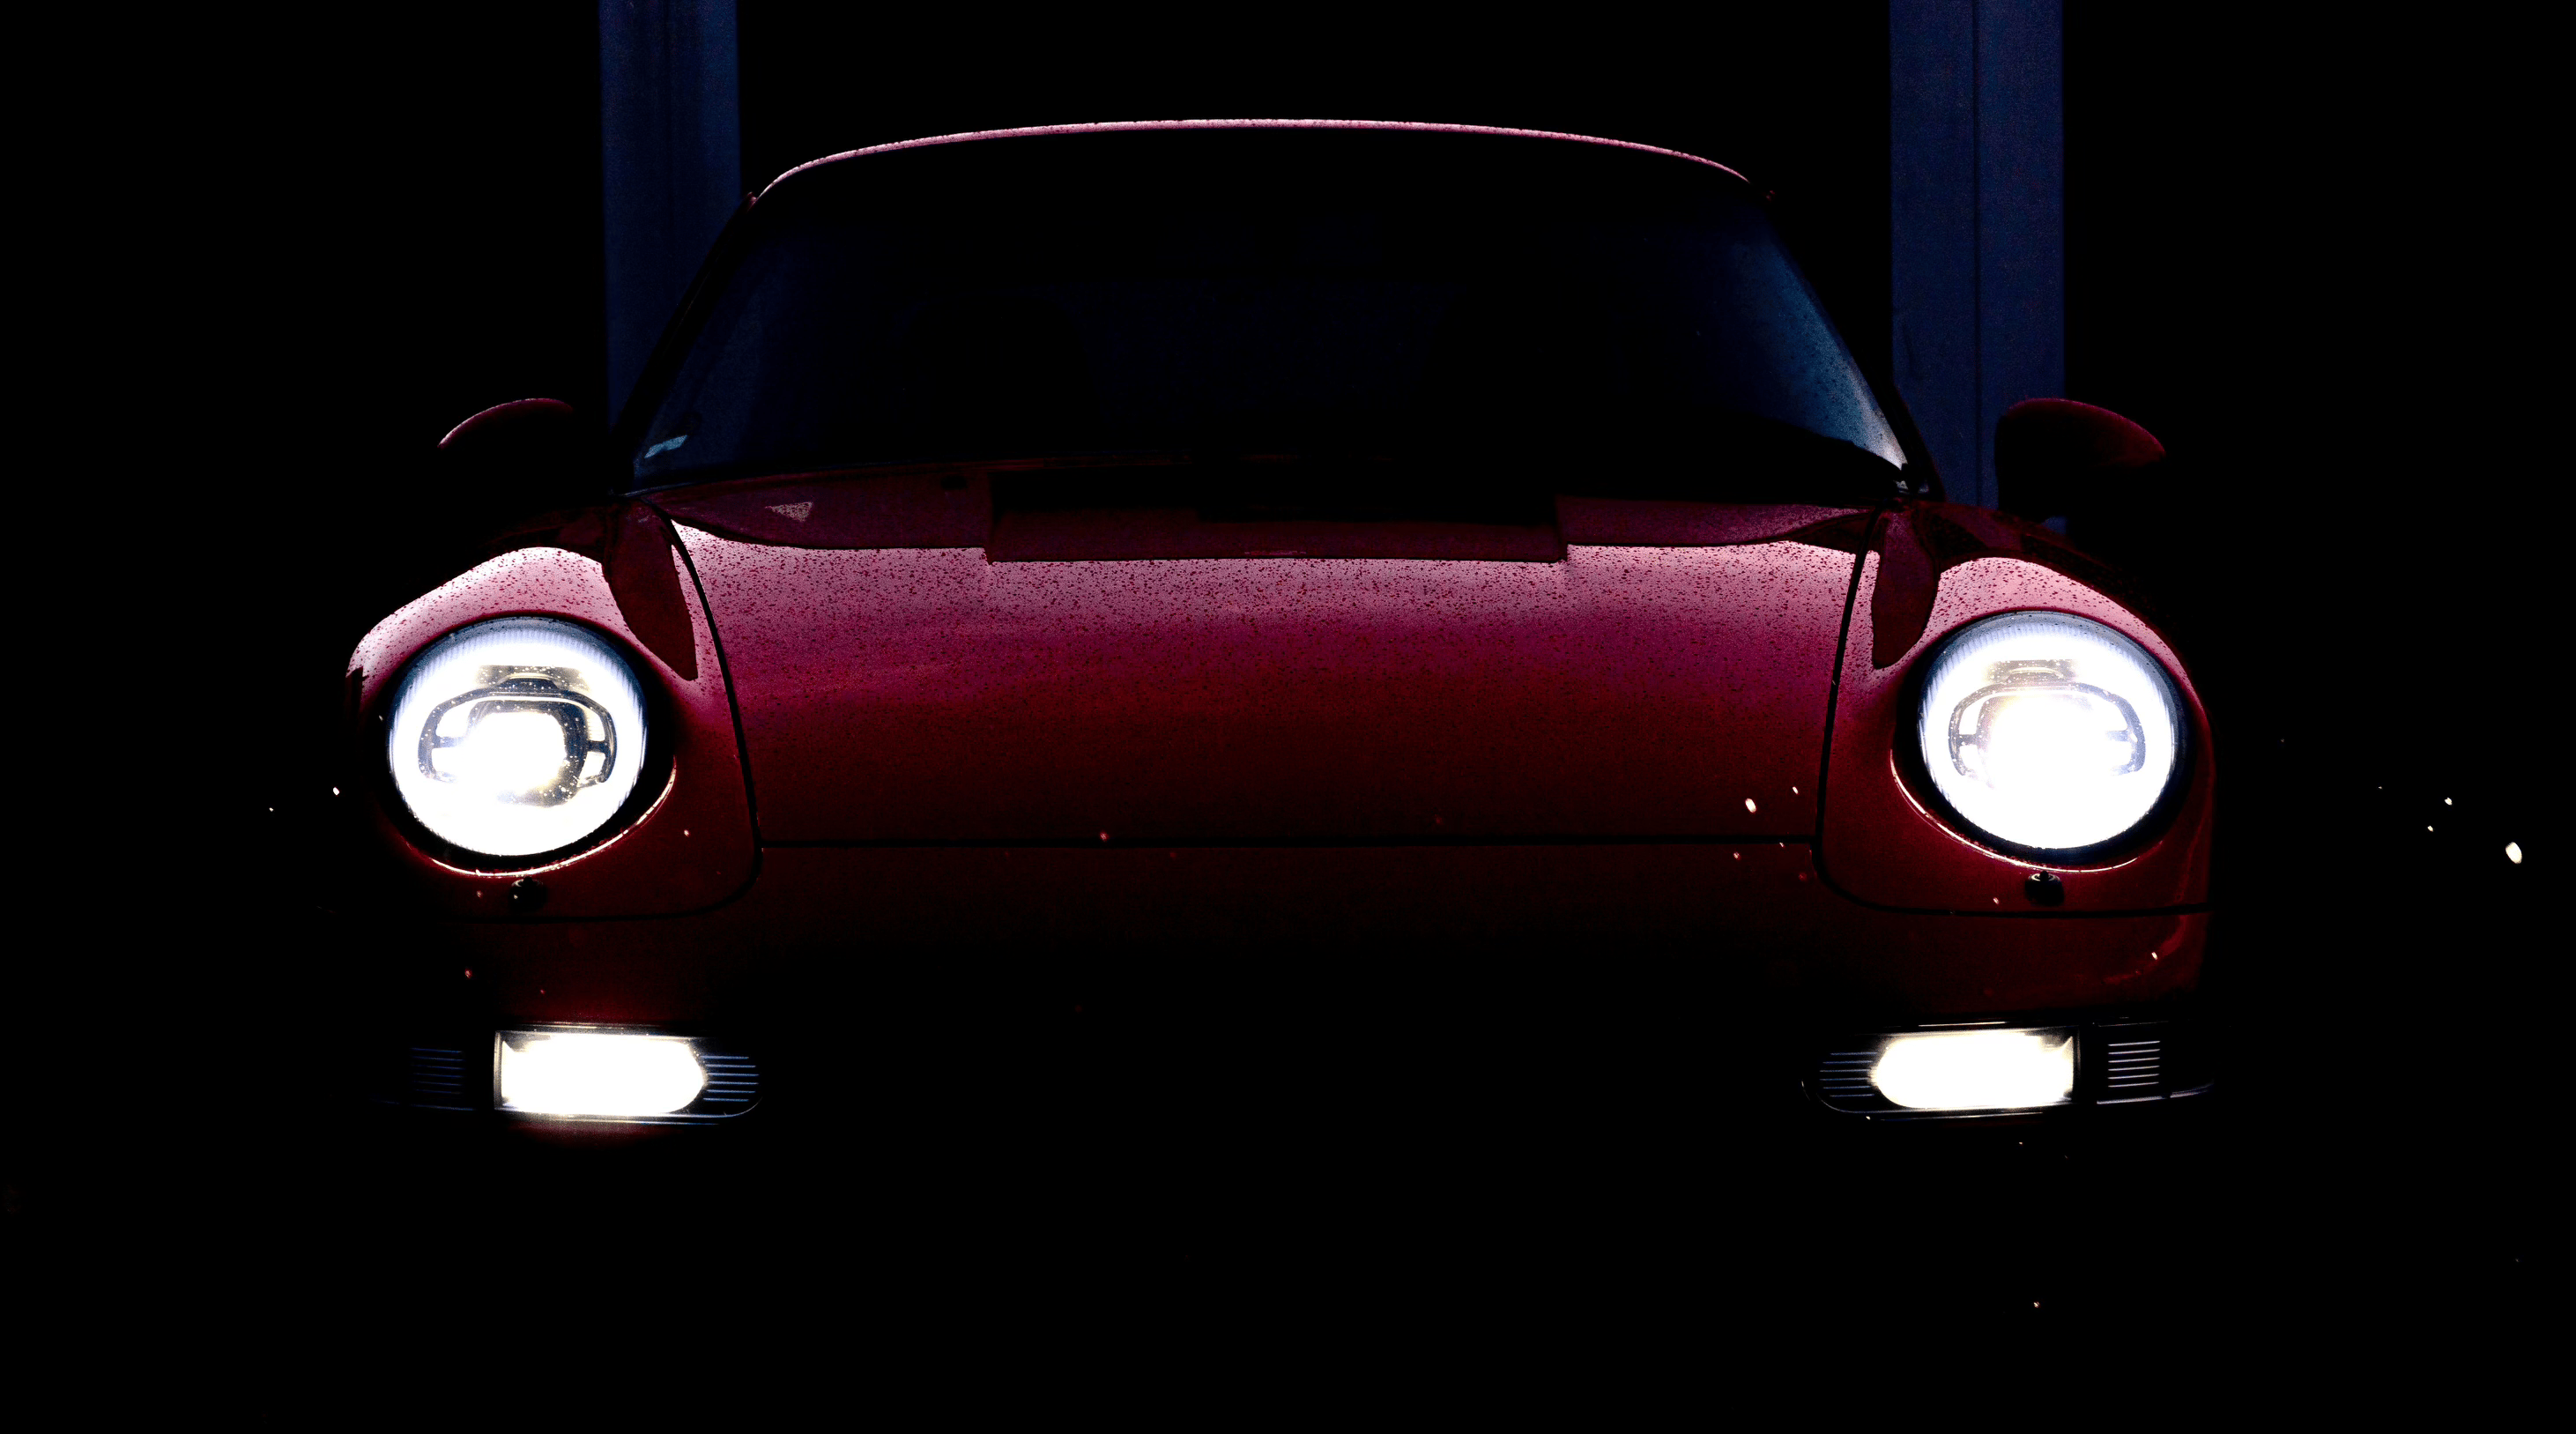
[353, 841, 2214, 1127]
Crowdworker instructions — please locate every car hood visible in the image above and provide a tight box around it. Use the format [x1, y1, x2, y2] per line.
[669, 500, 1863, 843]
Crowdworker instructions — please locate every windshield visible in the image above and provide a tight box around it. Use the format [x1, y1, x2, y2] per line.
[627, 127, 1904, 500]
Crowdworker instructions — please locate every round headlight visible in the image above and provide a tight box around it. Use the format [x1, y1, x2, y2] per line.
[387, 618, 650, 859]
[1912, 612, 2183, 858]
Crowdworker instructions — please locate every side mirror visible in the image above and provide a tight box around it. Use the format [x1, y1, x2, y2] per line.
[435, 398, 599, 525]
[1994, 398, 2164, 522]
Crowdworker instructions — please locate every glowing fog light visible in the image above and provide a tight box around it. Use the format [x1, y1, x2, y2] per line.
[1915, 613, 2182, 856]
[497, 1030, 707, 1117]
[1871, 1029, 2074, 1111]
[387, 618, 650, 858]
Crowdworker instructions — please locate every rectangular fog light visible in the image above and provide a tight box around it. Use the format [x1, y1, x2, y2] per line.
[1871, 1028, 2074, 1111]
[497, 1029, 709, 1118]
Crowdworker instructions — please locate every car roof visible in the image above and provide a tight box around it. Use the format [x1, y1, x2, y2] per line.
[762, 120, 1751, 195]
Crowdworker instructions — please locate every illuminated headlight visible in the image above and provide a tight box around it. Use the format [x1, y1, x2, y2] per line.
[497, 1030, 707, 1117]
[1871, 1028, 2074, 1111]
[388, 618, 649, 858]
[1914, 613, 2182, 856]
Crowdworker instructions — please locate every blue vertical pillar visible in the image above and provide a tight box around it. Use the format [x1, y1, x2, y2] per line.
[600, 0, 739, 426]
[1890, 0, 2062, 509]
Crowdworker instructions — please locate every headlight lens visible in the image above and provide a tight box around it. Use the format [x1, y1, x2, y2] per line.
[1914, 612, 2182, 856]
[388, 618, 650, 858]
[1872, 1028, 2074, 1111]
[498, 1030, 708, 1117]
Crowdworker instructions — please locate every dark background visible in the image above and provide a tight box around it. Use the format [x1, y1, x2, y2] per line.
[17, 4, 2547, 1336]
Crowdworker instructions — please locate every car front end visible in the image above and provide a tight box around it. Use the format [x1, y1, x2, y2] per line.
[341, 123, 2218, 1141]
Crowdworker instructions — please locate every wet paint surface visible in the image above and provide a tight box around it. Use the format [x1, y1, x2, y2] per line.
[680, 532, 1857, 842]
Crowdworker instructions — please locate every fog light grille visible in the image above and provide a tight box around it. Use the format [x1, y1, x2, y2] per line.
[403, 1046, 471, 1110]
[699, 1052, 761, 1109]
[2101, 1036, 2164, 1096]
[1815, 1050, 1886, 1111]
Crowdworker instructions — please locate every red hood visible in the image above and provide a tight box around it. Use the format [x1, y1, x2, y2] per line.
[673, 515, 1860, 843]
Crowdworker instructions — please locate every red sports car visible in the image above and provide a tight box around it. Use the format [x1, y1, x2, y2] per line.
[351, 122, 2209, 1130]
